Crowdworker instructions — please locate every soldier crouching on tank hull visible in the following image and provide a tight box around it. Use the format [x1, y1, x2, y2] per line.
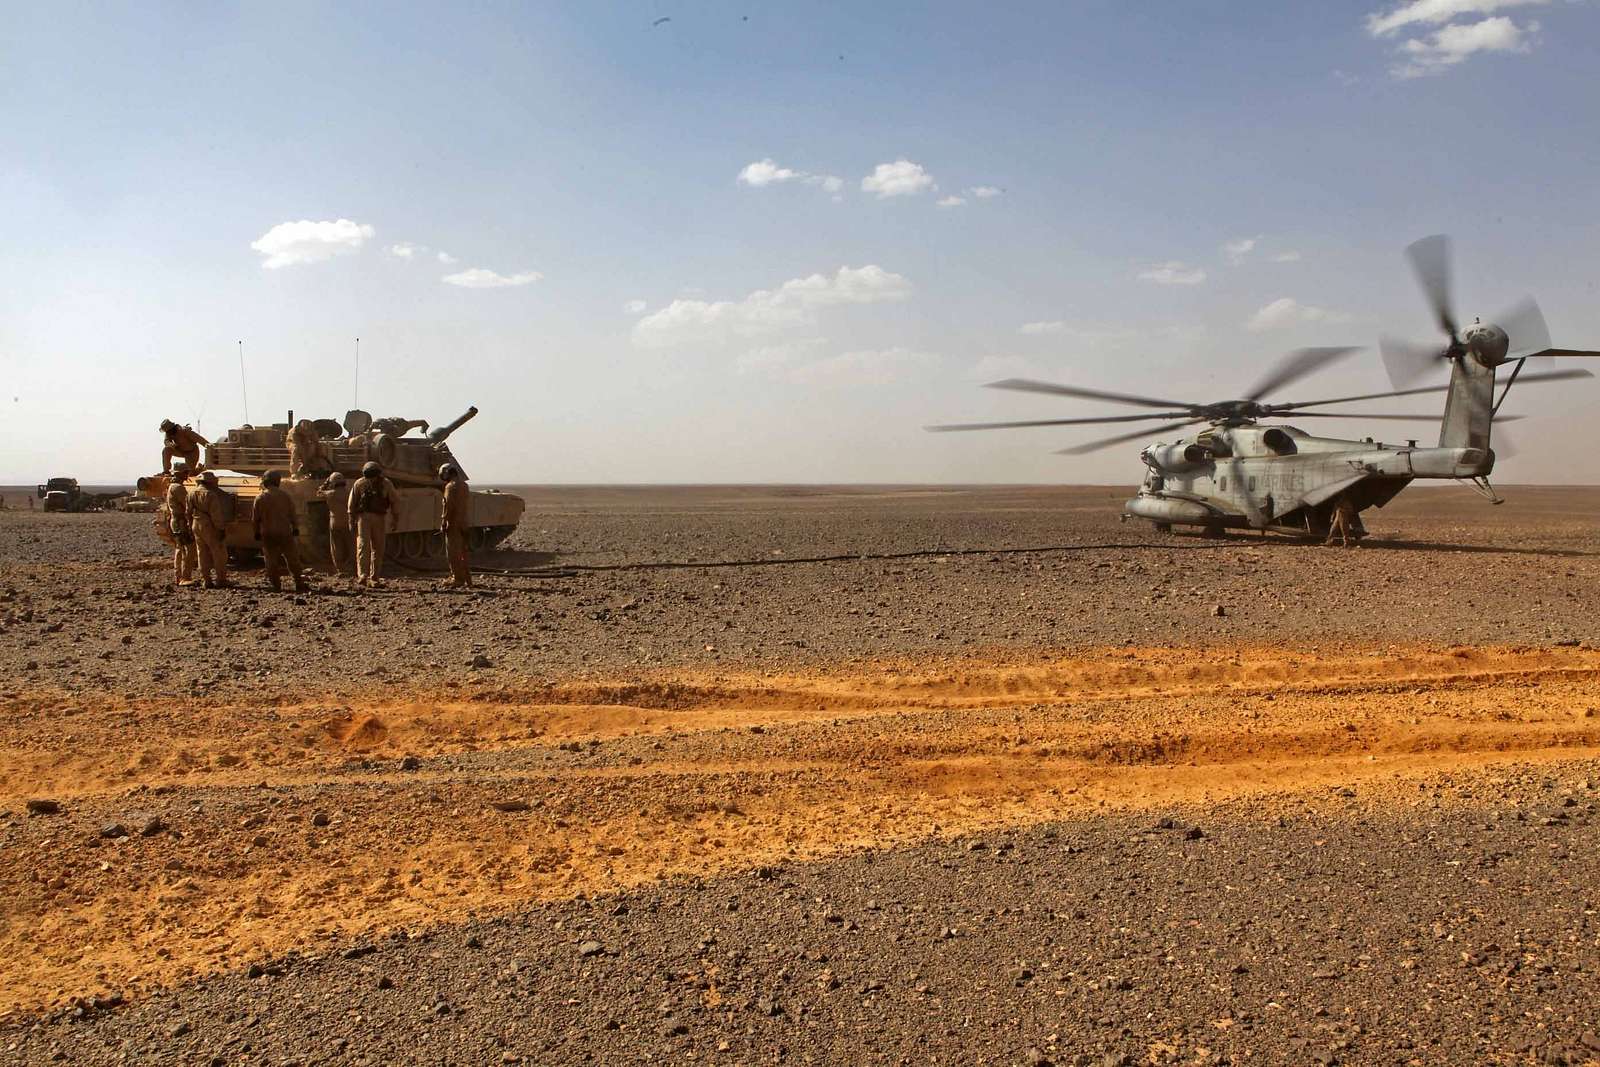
[253, 470, 309, 593]
[348, 461, 400, 588]
[160, 420, 208, 474]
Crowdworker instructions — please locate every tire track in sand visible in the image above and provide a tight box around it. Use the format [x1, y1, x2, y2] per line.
[2, 643, 1598, 1016]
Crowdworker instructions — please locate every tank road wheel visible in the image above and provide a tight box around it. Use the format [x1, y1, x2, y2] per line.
[468, 526, 490, 552]
[426, 531, 446, 559]
[400, 530, 428, 560]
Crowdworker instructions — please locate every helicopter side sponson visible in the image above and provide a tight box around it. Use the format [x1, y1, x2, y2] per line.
[1125, 424, 1491, 537]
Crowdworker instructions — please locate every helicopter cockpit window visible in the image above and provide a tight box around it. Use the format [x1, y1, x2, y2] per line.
[1198, 431, 1231, 458]
[1261, 427, 1298, 455]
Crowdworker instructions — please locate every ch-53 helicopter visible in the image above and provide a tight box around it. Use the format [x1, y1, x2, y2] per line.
[931, 236, 1599, 543]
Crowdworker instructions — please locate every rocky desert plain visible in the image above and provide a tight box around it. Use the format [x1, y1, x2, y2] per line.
[1, 484, 1598, 1066]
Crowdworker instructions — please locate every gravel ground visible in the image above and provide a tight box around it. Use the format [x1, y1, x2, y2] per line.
[6, 766, 1598, 1066]
[2, 485, 1598, 1065]
[2, 486, 1597, 702]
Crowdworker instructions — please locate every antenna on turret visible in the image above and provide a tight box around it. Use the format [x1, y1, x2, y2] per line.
[354, 337, 360, 408]
[238, 341, 249, 424]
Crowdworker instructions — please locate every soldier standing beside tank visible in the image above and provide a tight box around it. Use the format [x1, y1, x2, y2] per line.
[253, 470, 309, 593]
[318, 472, 355, 579]
[165, 464, 198, 586]
[348, 461, 400, 588]
[160, 420, 209, 474]
[189, 471, 232, 588]
[439, 463, 472, 588]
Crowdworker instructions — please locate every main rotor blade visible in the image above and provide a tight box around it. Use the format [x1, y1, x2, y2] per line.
[1054, 419, 1205, 456]
[926, 412, 1193, 432]
[984, 378, 1195, 410]
[1379, 334, 1446, 389]
[1274, 367, 1595, 411]
[1494, 295, 1551, 361]
[1405, 234, 1457, 338]
[1243, 346, 1362, 402]
[1283, 411, 1525, 422]
[1526, 348, 1600, 359]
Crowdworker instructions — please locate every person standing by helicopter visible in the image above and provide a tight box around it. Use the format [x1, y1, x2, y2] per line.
[1325, 494, 1361, 547]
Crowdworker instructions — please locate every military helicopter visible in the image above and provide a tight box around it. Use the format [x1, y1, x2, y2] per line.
[930, 236, 1599, 541]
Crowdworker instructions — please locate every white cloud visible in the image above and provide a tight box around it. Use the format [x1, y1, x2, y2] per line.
[632, 265, 912, 349]
[861, 160, 934, 199]
[738, 159, 801, 186]
[936, 195, 967, 208]
[968, 185, 1003, 199]
[1018, 321, 1067, 336]
[1365, 0, 1546, 36]
[441, 268, 544, 289]
[1272, 250, 1303, 263]
[1222, 236, 1260, 265]
[250, 218, 374, 269]
[1246, 297, 1352, 332]
[624, 299, 648, 315]
[437, 251, 458, 265]
[1390, 15, 1537, 76]
[387, 242, 418, 260]
[785, 347, 937, 386]
[737, 158, 845, 195]
[1137, 261, 1208, 286]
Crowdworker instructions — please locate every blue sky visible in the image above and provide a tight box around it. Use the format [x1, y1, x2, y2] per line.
[4, 1, 1599, 483]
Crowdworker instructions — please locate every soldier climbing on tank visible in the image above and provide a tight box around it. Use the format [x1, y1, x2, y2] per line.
[286, 419, 327, 478]
[349, 461, 400, 588]
[165, 464, 198, 586]
[439, 463, 472, 588]
[189, 470, 232, 588]
[318, 472, 356, 579]
[253, 470, 309, 593]
[160, 420, 209, 474]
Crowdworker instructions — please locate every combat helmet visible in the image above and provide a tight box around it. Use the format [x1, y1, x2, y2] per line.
[361, 461, 381, 478]
[438, 463, 458, 481]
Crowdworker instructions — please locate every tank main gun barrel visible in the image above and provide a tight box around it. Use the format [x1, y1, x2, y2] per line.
[427, 406, 478, 444]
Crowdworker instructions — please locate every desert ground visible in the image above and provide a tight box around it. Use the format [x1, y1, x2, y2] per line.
[2, 484, 1598, 1066]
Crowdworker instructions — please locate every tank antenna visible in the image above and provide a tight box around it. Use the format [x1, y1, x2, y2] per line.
[354, 336, 360, 408]
[238, 340, 250, 424]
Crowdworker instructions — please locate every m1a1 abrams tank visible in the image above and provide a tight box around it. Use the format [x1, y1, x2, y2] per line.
[140, 406, 525, 568]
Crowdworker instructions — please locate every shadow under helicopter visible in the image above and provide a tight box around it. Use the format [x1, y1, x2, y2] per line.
[1161, 529, 1597, 559]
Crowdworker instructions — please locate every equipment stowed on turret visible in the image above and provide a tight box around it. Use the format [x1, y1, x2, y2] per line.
[140, 404, 524, 567]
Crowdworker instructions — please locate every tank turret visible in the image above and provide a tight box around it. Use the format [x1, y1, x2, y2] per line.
[206, 406, 485, 486]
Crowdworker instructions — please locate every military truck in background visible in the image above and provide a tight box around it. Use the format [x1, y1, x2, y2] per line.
[139, 406, 525, 568]
[37, 478, 127, 512]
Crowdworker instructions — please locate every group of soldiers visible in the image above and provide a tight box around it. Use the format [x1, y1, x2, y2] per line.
[160, 419, 474, 593]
